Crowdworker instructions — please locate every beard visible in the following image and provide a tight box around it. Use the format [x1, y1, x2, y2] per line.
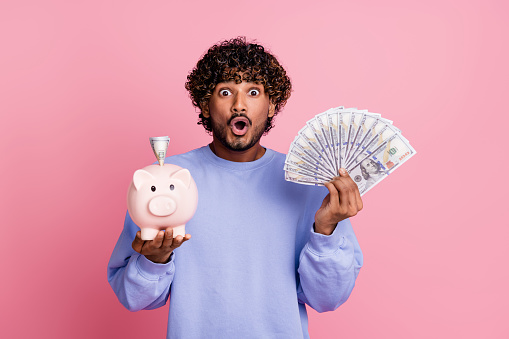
[210, 114, 269, 152]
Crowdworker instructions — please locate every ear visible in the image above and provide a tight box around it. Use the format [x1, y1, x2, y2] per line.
[133, 169, 154, 191]
[268, 101, 275, 118]
[201, 102, 210, 118]
[171, 168, 192, 188]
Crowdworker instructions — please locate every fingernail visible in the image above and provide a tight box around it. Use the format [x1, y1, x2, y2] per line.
[339, 168, 347, 175]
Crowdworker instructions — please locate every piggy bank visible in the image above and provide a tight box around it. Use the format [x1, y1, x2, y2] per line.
[127, 164, 198, 240]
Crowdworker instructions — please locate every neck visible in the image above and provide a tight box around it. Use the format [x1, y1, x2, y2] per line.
[209, 137, 266, 162]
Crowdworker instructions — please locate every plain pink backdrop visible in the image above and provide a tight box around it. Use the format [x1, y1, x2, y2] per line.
[1, 0, 508, 338]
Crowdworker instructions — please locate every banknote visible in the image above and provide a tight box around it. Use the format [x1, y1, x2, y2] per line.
[306, 118, 336, 172]
[344, 115, 397, 168]
[326, 108, 342, 170]
[284, 163, 332, 182]
[347, 133, 416, 195]
[285, 170, 323, 186]
[285, 107, 416, 196]
[297, 125, 336, 174]
[285, 152, 334, 178]
[344, 113, 378, 163]
[290, 136, 336, 176]
[345, 122, 400, 170]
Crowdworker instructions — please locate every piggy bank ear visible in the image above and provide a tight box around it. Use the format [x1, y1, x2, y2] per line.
[133, 169, 154, 191]
[171, 168, 192, 188]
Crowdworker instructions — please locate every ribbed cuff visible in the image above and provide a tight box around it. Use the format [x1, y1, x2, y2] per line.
[308, 224, 346, 256]
[135, 253, 175, 280]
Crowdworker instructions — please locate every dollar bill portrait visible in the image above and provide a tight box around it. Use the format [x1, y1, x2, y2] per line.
[357, 155, 387, 191]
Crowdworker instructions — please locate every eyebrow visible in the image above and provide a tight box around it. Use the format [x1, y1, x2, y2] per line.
[215, 83, 265, 92]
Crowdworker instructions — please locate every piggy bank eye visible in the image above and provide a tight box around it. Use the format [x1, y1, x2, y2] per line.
[151, 186, 156, 192]
[170, 184, 175, 191]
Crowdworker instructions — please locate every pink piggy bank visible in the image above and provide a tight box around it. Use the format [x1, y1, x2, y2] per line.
[127, 164, 198, 240]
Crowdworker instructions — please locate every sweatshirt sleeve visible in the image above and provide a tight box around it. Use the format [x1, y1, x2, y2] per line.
[107, 212, 175, 312]
[297, 218, 363, 313]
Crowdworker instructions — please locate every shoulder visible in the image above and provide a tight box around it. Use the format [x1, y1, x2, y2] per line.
[163, 147, 206, 168]
[265, 148, 286, 167]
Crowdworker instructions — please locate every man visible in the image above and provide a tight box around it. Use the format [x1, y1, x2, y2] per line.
[108, 37, 363, 339]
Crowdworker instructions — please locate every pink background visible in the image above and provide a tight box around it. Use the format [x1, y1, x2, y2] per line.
[1, 0, 507, 338]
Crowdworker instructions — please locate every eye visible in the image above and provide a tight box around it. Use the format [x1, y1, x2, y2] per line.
[219, 89, 231, 96]
[249, 89, 260, 96]
[170, 184, 175, 191]
[151, 186, 156, 192]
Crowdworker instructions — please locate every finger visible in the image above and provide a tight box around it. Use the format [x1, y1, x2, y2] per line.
[339, 170, 360, 215]
[354, 185, 363, 211]
[347, 183, 358, 214]
[171, 234, 191, 250]
[161, 228, 174, 249]
[322, 182, 335, 209]
[339, 169, 359, 208]
[132, 231, 145, 253]
[330, 176, 350, 211]
[180, 234, 191, 245]
[170, 235, 185, 249]
[150, 231, 165, 249]
[340, 169, 362, 214]
[337, 167, 352, 181]
[338, 168, 348, 177]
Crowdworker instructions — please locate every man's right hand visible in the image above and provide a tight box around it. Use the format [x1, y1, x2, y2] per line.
[132, 227, 191, 264]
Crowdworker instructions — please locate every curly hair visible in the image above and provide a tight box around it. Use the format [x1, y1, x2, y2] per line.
[185, 37, 292, 134]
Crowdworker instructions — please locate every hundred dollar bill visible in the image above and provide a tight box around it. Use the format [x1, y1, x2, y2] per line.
[338, 108, 357, 163]
[284, 163, 331, 182]
[333, 106, 355, 169]
[285, 170, 324, 186]
[149, 136, 170, 166]
[344, 113, 387, 165]
[305, 117, 337, 172]
[291, 135, 322, 160]
[285, 152, 334, 179]
[344, 112, 378, 163]
[347, 133, 417, 196]
[315, 110, 338, 173]
[297, 125, 336, 173]
[342, 108, 356, 156]
[345, 121, 399, 170]
[289, 136, 336, 176]
[326, 108, 342, 171]
[343, 110, 369, 162]
[284, 105, 416, 195]
[365, 111, 381, 118]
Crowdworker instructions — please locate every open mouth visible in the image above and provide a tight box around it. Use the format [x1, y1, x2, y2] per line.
[229, 117, 250, 136]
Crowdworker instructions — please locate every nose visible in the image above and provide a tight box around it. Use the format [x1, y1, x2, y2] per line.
[231, 92, 247, 113]
[148, 196, 177, 216]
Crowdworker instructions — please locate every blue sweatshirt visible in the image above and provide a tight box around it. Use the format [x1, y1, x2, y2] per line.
[107, 146, 363, 339]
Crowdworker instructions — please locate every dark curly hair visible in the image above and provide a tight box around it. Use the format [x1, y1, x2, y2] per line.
[185, 37, 292, 134]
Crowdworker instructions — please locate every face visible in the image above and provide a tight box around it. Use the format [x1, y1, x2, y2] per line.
[360, 159, 379, 175]
[203, 80, 275, 152]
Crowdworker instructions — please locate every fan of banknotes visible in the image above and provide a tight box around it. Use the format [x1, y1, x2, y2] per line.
[284, 106, 416, 196]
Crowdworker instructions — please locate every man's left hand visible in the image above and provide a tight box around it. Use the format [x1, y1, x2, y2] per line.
[314, 168, 363, 235]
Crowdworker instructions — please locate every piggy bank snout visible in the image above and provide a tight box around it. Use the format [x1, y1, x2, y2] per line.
[148, 196, 177, 216]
